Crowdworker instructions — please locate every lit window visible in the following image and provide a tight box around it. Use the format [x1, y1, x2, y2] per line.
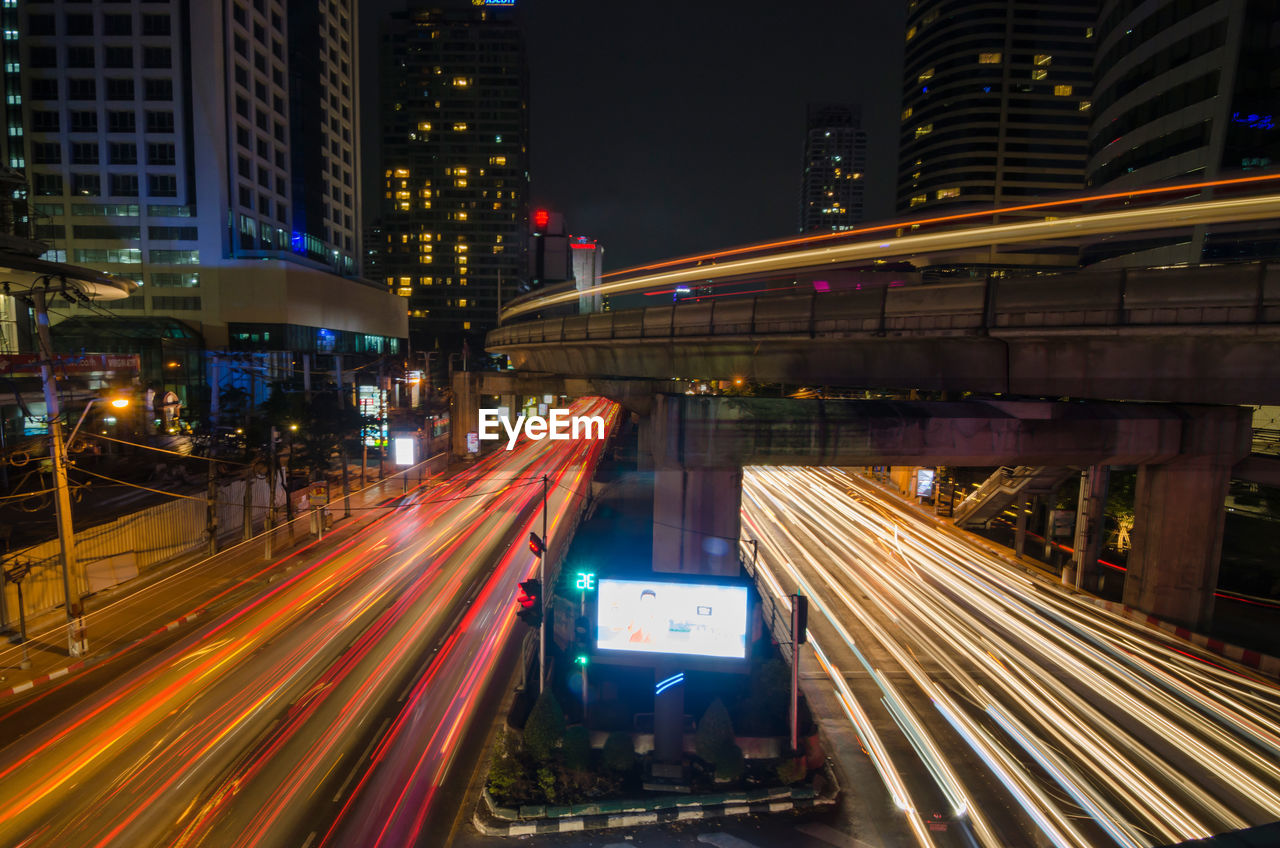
[917, 67, 934, 82]
[452, 122, 467, 131]
[489, 155, 507, 165]
[417, 121, 432, 131]
[1078, 100, 1091, 111]
[394, 168, 409, 178]
[452, 77, 470, 87]
[458, 298, 468, 307]
[935, 187, 960, 199]
[1054, 85, 1073, 96]
[910, 194, 927, 207]
[397, 286, 412, 297]
[914, 123, 933, 138]
[901, 106, 913, 120]
[1034, 54, 1051, 66]
[455, 167, 468, 176]
[1031, 69, 1047, 80]
[978, 52, 1001, 64]
[906, 25, 917, 41]
[462, 321, 471, 330]
[1085, 27, 1093, 38]
[398, 276, 411, 285]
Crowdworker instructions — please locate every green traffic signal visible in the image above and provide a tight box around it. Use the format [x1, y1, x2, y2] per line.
[574, 654, 589, 666]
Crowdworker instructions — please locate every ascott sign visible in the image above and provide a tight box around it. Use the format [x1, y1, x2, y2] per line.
[478, 408, 606, 450]
[595, 578, 749, 660]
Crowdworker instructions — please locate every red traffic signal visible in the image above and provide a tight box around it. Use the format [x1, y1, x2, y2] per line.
[517, 578, 542, 627]
[517, 578, 540, 609]
[528, 532, 545, 558]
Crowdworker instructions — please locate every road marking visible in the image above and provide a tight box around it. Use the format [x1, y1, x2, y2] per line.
[333, 716, 390, 802]
[696, 834, 760, 848]
[299, 833, 317, 848]
[797, 822, 878, 848]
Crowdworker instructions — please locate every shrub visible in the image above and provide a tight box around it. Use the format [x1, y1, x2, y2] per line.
[777, 756, 806, 785]
[536, 766, 558, 804]
[563, 725, 592, 773]
[524, 689, 567, 762]
[601, 731, 636, 773]
[695, 697, 736, 764]
[486, 729, 532, 804]
[715, 743, 745, 782]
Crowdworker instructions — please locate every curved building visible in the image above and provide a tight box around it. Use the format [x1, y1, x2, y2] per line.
[897, 1, 1097, 216]
[1086, 0, 1280, 265]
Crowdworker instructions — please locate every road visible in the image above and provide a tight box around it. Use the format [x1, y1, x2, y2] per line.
[0, 397, 619, 848]
[741, 466, 1280, 848]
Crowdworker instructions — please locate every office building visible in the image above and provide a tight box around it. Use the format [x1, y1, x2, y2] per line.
[18, 0, 404, 412]
[897, 1, 1097, 215]
[375, 3, 529, 354]
[1085, 0, 1280, 265]
[799, 104, 866, 232]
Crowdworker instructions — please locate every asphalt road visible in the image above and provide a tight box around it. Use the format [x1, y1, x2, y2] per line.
[739, 467, 1280, 848]
[0, 398, 619, 848]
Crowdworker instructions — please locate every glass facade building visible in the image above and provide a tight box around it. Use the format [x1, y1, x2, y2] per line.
[376, 4, 529, 353]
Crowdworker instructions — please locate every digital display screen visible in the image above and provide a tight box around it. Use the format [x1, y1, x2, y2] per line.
[916, 468, 935, 497]
[393, 436, 415, 466]
[596, 578, 749, 660]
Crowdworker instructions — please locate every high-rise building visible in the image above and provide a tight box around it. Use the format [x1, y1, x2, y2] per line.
[376, 3, 529, 354]
[1085, 0, 1280, 265]
[897, 1, 1097, 217]
[18, 0, 403, 412]
[799, 104, 866, 233]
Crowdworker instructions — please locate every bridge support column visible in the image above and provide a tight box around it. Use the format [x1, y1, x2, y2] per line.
[636, 415, 654, 471]
[1123, 407, 1249, 631]
[652, 467, 742, 576]
[450, 372, 481, 459]
[1065, 465, 1109, 592]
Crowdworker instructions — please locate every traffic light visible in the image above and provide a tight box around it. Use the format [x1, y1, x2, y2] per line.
[516, 578, 542, 627]
[528, 532, 545, 558]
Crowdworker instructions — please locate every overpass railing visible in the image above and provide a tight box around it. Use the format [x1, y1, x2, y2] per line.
[489, 263, 1280, 347]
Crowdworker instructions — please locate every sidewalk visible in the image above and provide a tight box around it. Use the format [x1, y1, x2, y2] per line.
[0, 454, 462, 702]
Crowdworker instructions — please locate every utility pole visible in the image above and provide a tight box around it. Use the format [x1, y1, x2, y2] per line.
[541, 473, 548, 691]
[31, 288, 85, 657]
[264, 431, 277, 560]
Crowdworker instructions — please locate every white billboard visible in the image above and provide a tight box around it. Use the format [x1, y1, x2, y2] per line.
[596, 578, 749, 660]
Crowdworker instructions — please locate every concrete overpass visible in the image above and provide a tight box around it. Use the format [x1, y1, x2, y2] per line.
[489, 262, 1280, 406]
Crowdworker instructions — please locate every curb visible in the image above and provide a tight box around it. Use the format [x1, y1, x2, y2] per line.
[859, 476, 1280, 682]
[0, 607, 208, 702]
[471, 763, 840, 837]
[1079, 598, 1280, 680]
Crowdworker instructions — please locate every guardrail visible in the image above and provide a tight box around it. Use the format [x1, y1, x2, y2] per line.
[490, 262, 1280, 347]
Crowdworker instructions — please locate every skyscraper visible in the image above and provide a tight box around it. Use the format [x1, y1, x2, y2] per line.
[1085, 0, 1280, 265]
[18, 0, 403, 411]
[897, 1, 1097, 217]
[799, 104, 866, 233]
[376, 3, 530, 354]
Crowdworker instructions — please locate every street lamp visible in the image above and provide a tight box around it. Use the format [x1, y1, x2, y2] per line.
[50, 394, 129, 657]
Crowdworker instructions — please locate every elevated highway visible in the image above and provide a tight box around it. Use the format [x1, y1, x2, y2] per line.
[490, 261, 1280, 405]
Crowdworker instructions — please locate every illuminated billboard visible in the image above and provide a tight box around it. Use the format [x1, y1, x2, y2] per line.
[596, 578, 749, 660]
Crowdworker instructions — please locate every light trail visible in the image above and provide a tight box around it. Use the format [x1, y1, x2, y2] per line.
[502, 184, 1280, 320]
[0, 398, 620, 848]
[742, 466, 1280, 847]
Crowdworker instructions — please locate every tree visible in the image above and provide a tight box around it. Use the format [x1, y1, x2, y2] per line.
[523, 689, 567, 762]
[695, 697, 735, 763]
[562, 725, 592, 774]
[486, 729, 532, 804]
[715, 743, 745, 782]
[601, 731, 635, 774]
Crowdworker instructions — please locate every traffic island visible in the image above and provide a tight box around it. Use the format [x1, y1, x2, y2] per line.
[471, 760, 839, 836]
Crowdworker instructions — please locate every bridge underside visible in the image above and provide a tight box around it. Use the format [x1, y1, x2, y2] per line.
[494, 329, 1280, 406]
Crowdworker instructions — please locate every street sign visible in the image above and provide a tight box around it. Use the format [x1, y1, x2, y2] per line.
[466, 431, 480, 454]
[310, 482, 329, 506]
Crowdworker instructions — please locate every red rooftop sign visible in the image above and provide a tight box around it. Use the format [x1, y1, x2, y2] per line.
[0, 354, 141, 378]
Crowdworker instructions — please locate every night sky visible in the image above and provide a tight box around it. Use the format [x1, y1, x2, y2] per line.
[362, 1, 906, 271]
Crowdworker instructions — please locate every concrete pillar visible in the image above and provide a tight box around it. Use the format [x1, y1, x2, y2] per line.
[1123, 456, 1231, 630]
[652, 467, 742, 576]
[1123, 406, 1250, 631]
[1068, 465, 1109, 592]
[636, 414, 654, 471]
[1014, 493, 1030, 558]
[450, 372, 481, 459]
